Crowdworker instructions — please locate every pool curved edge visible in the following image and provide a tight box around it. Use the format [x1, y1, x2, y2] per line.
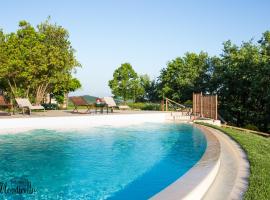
[150, 124, 221, 200]
[0, 113, 249, 199]
[202, 126, 250, 199]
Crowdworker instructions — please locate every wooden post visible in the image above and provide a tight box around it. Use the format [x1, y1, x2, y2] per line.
[200, 92, 203, 117]
[193, 93, 196, 115]
[210, 95, 212, 119]
[215, 95, 218, 120]
[161, 99, 164, 111]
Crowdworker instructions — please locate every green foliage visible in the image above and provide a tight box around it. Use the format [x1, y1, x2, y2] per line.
[154, 31, 270, 132]
[243, 124, 259, 132]
[53, 78, 81, 104]
[135, 74, 150, 102]
[183, 100, 193, 107]
[138, 75, 160, 102]
[127, 102, 161, 110]
[108, 63, 144, 102]
[212, 33, 270, 131]
[54, 95, 65, 104]
[147, 80, 160, 102]
[41, 103, 58, 110]
[0, 19, 81, 104]
[158, 52, 210, 102]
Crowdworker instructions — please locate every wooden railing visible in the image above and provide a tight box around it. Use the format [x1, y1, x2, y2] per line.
[218, 113, 227, 124]
[161, 98, 191, 114]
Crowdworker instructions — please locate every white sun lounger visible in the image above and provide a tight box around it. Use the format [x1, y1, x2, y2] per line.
[15, 98, 45, 115]
[102, 97, 117, 112]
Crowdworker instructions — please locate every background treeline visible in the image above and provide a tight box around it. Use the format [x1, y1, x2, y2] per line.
[0, 19, 81, 104]
[109, 31, 270, 132]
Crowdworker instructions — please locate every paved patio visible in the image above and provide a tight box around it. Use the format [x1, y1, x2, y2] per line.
[0, 109, 163, 118]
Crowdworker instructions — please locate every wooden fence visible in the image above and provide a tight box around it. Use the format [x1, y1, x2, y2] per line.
[193, 92, 218, 120]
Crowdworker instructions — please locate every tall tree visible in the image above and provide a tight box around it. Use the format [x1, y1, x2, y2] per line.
[34, 19, 81, 104]
[158, 52, 210, 102]
[147, 79, 160, 102]
[211, 34, 270, 131]
[0, 29, 8, 92]
[0, 19, 81, 104]
[108, 63, 143, 102]
[135, 74, 150, 102]
[136, 74, 160, 102]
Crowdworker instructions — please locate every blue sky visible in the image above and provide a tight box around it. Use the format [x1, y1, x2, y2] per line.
[1, 0, 269, 97]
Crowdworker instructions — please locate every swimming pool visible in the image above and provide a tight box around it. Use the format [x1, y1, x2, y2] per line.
[0, 122, 206, 199]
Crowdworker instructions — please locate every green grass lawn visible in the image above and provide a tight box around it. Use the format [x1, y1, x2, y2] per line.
[197, 123, 270, 200]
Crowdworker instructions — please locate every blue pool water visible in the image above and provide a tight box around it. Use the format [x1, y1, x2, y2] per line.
[0, 123, 206, 200]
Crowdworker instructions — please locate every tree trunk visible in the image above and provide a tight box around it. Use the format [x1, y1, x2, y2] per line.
[7, 79, 16, 97]
[35, 83, 49, 105]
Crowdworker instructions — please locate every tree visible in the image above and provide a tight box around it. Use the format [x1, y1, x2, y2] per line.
[135, 74, 160, 102]
[130, 77, 144, 102]
[158, 52, 210, 102]
[0, 29, 8, 93]
[108, 63, 143, 102]
[106, 32, 270, 132]
[53, 77, 82, 104]
[147, 79, 160, 102]
[211, 34, 270, 131]
[0, 19, 81, 104]
[134, 74, 149, 102]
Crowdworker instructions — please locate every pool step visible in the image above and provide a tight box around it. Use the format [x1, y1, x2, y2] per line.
[168, 112, 192, 121]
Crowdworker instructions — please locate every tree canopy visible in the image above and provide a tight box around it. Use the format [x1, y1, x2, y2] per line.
[158, 52, 211, 102]
[211, 34, 270, 131]
[108, 31, 270, 132]
[108, 63, 144, 102]
[0, 19, 81, 104]
[155, 31, 270, 132]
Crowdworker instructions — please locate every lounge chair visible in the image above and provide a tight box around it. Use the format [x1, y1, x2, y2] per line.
[102, 97, 117, 112]
[0, 95, 13, 115]
[15, 98, 45, 115]
[69, 96, 92, 113]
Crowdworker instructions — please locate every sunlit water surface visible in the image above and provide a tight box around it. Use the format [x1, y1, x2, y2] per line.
[0, 123, 206, 200]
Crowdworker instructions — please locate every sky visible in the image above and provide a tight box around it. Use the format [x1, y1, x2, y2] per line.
[0, 0, 270, 97]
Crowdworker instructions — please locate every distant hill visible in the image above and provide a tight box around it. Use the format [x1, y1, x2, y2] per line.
[82, 95, 98, 103]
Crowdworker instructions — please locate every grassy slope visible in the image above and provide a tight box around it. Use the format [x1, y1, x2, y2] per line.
[197, 123, 270, 200]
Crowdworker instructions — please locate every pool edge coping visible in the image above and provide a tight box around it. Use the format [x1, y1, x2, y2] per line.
[0, 113, 249, 199]
[202, 126, 250, 199]
[150, 124, 221, 200]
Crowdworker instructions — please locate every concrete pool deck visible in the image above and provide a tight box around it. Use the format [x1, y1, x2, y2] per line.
[202, 126, 249, 200]
[0, 112, 249, 199]
[0, 109, 163, 118]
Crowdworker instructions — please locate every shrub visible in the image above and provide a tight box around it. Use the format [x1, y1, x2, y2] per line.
[127, 102, 161, 111]
[244, 124, 259, 131]
[184, 100, 193, 107]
